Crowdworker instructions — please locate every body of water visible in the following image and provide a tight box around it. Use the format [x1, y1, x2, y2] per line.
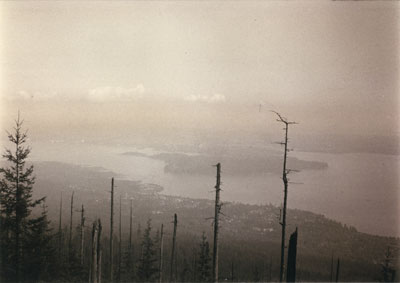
[29, 140, 399, 237]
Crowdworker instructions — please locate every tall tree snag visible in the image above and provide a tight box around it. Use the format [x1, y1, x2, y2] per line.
[118, 195, 122, 282]
[286, 228, 298, 282]
[90, 219, 102, 283]
[90, 221, 98, 283]
[110, 177, 114, 282]
[97, 220, 102, 283]
[58, 192, 63, 258]
[129, 199, 133, 252]
[69, 191, 74, 261]
[212, 163, 222, 283]
[170, 214, 178, 282]
[128, 198, 133, 275]
[159, 224, 164, 283]
[80, 204, 85, 265]
[335, 258, 340, 283]
[272, 111, 297, 282]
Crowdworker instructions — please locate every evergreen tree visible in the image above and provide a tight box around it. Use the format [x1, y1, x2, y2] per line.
[137, 219, 157, 282]
[23, 203, 56, 281]
[122, 242, 135, 282]
[180, 255, 190, 282]
[66, 232, 84, 283]
[0, 114, 45, 282]
[197, 232, 211, 282]
[153, 227, 161, 281]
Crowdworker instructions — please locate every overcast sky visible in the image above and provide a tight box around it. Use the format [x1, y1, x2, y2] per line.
[0, 1, 399, 139]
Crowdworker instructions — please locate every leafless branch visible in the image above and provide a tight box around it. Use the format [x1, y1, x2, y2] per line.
[270, 110, 298, 125]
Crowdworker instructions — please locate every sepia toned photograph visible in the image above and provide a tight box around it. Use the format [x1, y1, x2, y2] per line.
[0, 1, 399, 282]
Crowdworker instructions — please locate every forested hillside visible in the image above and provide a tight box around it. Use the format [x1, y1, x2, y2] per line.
[27, 161, 399, 282]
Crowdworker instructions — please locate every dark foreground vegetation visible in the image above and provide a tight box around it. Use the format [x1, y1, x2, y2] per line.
[1, 115, 399, 282]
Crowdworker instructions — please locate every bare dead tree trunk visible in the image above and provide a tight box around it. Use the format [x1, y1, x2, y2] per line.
[90, 220, 99, 283]
[330, 253, 334, 282]
[58, 192, 63, 258]
[118, 195, 122, 282]
[192, 253, 197, 282]
[272, 111, 297, 282]
[98, 249, 102, 283]
[110, 177, 114, 282]
[69, 191, 74, 260]
[231, 261, 234, 282]
[129, 198, 133, 275]
[170, 214, 178, 282]
[212, 163, 222, 283]
[97, 220, 102, 283]
[335, 258, 340, 283]
[269, 257, 272, 282]
[80, 204, 85, 265]
[159, 223, 164, 283]
[175, 241, 178, 281]
[286, 228, 298, 282]
[280, 123, 288, 283]
[129, 199, 133, 252]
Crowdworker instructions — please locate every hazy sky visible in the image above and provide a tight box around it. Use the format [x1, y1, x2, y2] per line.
[0, 1, 399, 237]
[0, 1, 399, 139]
